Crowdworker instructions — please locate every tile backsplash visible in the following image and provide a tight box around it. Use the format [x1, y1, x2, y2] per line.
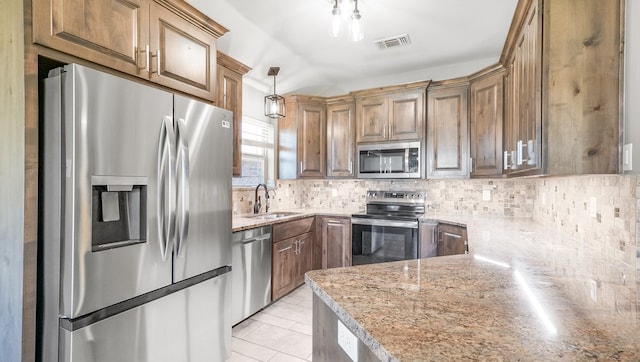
[233, 178, 537, 217]
[233, 175, 639, 270]
[533, 175, 638, 269]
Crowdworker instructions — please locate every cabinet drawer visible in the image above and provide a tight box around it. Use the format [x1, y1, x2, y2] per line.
[273, 217, 314, 242]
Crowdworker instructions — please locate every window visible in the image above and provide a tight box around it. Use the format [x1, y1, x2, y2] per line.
[232, 116, 275, 187]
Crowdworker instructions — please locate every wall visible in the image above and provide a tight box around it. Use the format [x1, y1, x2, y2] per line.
[233, 175, 639, 273]
[625, 0, 640, 173]
[0, 0, 25, 361]
[534, 175, 638, 269]
[233, 178, 537, 217]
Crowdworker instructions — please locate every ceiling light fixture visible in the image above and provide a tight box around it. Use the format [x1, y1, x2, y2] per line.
[329, 0, 363, 42]
[331, 0, 342, 37]
[264, 67, 285, 119]
[349, 0, 363, 42]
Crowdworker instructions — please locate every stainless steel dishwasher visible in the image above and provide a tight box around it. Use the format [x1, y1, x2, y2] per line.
[231, 225, 272, 326]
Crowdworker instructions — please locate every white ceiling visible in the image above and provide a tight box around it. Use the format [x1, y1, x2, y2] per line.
[187, 0, 519, 97]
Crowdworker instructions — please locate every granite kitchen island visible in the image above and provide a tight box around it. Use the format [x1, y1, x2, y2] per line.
[306, 216, 640, 361]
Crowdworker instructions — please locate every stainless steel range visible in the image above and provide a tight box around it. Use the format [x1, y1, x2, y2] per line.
[351, 190, 425, 266]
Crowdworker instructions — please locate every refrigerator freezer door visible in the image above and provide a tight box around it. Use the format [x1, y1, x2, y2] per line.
[59, 273, 231, 362]
[50, 64, 174, 318]
[172, 95, 233, 282]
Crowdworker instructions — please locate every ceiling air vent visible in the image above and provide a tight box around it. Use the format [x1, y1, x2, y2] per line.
[373, 34, 411, 50]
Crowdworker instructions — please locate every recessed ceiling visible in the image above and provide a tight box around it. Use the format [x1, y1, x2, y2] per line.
[187, 0, 518, 96]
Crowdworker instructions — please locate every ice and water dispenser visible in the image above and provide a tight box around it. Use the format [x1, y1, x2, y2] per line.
[91, 176, 147, 251]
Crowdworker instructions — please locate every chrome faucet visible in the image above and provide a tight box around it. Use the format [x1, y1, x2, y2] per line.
[253, 183, 269, 214]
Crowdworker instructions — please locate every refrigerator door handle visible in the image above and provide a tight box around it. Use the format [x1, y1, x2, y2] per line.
[175, 118, 190, 257]
[157, 116, 177, 261]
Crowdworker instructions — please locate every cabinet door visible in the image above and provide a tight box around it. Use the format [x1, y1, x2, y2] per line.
[504, 1, 541, 175]
[470, 72, 504, 177]
[295, 232, 314, 285]
[297, 103, 326, 178]
[33, 0, 149, 76]
[272, 238, 296, 301]
[217, 65, 243, 176]
[437, 224, 468, 257]
[321, 217, 351, 269]
[149, 2, 216, 100]
[426, 85, 470, 179]
[356, 96, 388, 143]
[326, 102, 355, 177]
[388, 92, 424, 141]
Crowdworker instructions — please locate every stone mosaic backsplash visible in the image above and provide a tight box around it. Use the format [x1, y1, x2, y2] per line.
[233, 178, 537, 217]
[232, 175, 639, 271]
[533, 175, 638, 269]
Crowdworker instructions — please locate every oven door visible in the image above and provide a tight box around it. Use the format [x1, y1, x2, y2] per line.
[351, 218, 418, 266]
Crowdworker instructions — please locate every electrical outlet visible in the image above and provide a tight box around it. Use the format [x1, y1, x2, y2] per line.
[337, 320, 358, 361]
[590, 197, 597, 219]
[482, 190, 491, 201]
[332, 188, 338, 197]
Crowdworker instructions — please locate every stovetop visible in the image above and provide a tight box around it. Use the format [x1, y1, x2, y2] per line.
[353, 190, 426, 220]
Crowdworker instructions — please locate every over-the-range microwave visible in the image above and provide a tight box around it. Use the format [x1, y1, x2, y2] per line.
[357, 141, 422, 179]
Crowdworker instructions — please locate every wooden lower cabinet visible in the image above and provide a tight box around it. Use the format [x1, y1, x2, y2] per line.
[272, 217, 315, 300]
[437, 223, 468, 256]
[317, 216, 351, 269]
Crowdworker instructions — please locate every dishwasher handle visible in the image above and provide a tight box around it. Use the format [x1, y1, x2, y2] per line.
[240, 234, 272, 245]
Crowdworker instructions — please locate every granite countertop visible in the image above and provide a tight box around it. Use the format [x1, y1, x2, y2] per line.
[232, 208, 362, 232]
[306, 215, 640, 361]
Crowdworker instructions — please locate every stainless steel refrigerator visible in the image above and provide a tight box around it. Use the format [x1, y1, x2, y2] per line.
[41, 63, 232, 362]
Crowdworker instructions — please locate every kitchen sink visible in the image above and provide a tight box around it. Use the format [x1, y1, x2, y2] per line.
[250, 212, 300, 220]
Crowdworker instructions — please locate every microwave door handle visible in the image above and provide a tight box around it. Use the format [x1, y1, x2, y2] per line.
[157, 116, 176, 261]
[405, 148, 409, 173]
[175, 118, 190, 258]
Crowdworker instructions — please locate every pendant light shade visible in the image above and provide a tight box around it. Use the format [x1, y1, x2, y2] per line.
[350, 3, 363, 42]
[264, 67, 285, 119]
[331, 0, 342, 37]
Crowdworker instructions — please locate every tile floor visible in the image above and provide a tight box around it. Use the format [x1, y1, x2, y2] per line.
[228, 284, 313, 362]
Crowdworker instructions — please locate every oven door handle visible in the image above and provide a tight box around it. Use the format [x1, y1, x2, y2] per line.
[351, 218, 418, 229]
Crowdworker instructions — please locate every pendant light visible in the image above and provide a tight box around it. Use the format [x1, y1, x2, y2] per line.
[264, 67, 285, 119]
[349, 0, 363, 42]
[330, 0, 342, 37]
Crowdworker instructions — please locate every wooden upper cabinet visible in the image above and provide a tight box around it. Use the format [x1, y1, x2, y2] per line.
[426, 82, 470, 179]
[217, 52, 251, 176]
[33, 0, 228, 101]
[389, 92, 424, 140]
[469, 67, 504, 177]
[356, 96, 388, 142]
[148, 1, 217, 100]
[353, 82, 429, 143]
[277, 95, 326, 179]
[33, 0, 149, 75]
[298, 102, 327, 178]
[326, 97, 355, 178]
[500, 0, 621, 175]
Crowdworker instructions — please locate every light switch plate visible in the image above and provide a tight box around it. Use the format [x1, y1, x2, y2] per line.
[623, 143, 632, 171]
[337, 320, 358, 361]
[482, 190, 491, 201]
[590, 197, 597, 219]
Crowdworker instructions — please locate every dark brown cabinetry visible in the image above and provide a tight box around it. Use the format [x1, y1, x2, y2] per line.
[469, 66, 504, 177]
[502, 0, 621, 175]
[277, 96, 326, 179]
[316, 216, 351, 269]
[326, 97, 355, 178]
[426, 81, 470, 179]
[437, 223, 468, 256]
[272, 217, 315, 300]
[217, 52, 251, 176]
[353, 82, 428, 143]
[33, 0, 227, 101]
